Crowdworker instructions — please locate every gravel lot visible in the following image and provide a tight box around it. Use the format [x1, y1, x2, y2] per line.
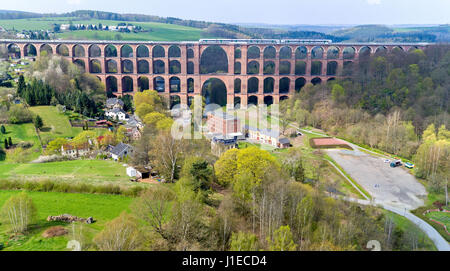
[326, 148, 427, 210]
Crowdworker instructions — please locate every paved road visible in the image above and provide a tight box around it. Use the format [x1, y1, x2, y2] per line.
[339, 197, 450, 251]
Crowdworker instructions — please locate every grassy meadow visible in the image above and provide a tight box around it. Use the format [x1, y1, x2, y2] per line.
[0, 17, 209, 41]
[0, 190, 132, 251]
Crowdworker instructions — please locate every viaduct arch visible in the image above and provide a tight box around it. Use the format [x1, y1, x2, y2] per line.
[0, 39, 428, 108]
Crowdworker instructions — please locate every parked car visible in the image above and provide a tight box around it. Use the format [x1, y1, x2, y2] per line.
[296, 131, 303, 136]
[390, 160, 402, 168]
[404, 162, 415, 169]
[384, 159, 390, 163]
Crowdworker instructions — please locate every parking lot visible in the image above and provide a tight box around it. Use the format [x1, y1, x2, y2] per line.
[326, 148, 427, 210]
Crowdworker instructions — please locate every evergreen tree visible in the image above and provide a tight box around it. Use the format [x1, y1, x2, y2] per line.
[0, 125, 5, 134]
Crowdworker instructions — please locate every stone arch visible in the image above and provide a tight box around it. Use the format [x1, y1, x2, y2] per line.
[247, 77, 259, 94]
[234, 61, 241, 74]
[375, 46, 387, 55]
[136, 45, 149, 57]
[187, 61, 194, 74]
[152, 45, 165, 58]
[343, 47, 356, 59]
[279, 77, 290, 94]
[105, 45, 118, 57]
[327, 77, 336, 82]
[327, 46, 339, 59]
[121, 59, 134, 73]
[295, 61, 306, 75]
[153, 60, 165, 74]
[311, 46, 324, 59]
[56, 44, 69, 56]
[295, 77, 306, 92]
[359, 46, 372, 58]
[106, 59, 118, 73]
[263, 46, 276, 59]
[264, 61, 275, 74]
[264, 77, 274, 94]
[106, 76, 118, 93]
[122, 76, 134, 93]
[169, 60, 181, 74]
[234, 97, 241, 108]
[327, 61, 338, 76]
[24, 44, 37, 57]
[248, 95, 258, 106]
[73, 59, 86, 71]
[121, 45, 133, 58]
[247, 61, 260, 75]
[170, 95, 181, 109]
[138, 76, 149, 91]
[311, 61, 322, 75]
[7, 44, 20, 59]
[89, 44, 101, 57]
[40, 44, 53, 55]
[72, 45, 85, 57]
[202, 78, 227, 106]
[154, 76, 165, 92]
[234, 78, 241, 93]
[279, 61, 291, 75]
[392, 46, 404, 52]
[168, 45, 181, 58]
[247, 46, 260, 59]
[89, 59, 102, 73]
[295, 46, 307, 59]
[187, 48, 194, 58]
[169, 77, 181, 93]
[234, 46, 241, 58]
[264, 96, 273, 106]
[280, 95, 289, 102]
[187, 78, 194, 93]
[311, 77, 322, 85]
[200, 45, 228, 74]
[343, 61, 354, 76]
[279, 46, 292, 59]
[137, 60, 149, 74]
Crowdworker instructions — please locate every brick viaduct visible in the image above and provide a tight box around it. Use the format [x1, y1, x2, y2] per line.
[1, 39, 428, 108]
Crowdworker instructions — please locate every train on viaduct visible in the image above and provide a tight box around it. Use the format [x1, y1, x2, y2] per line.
[0, 38, 428, 108]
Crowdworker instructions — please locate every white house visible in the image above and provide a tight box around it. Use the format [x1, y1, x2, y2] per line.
[246, 126, 290, 148]
[61, 142, 91, 158]
[105, 108, 128, 121]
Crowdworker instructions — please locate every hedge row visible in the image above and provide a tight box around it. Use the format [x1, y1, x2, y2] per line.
[0, 179, 145, 197]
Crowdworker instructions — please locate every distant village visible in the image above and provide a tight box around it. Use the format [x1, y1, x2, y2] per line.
[0, 22, 145, 40]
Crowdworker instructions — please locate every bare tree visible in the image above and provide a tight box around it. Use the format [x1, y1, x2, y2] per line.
[94, 212, 141, 251]
[0, 192, 37, 234]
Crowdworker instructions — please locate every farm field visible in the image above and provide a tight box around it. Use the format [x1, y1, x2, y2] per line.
[0, 159, 140, 186]
[0, 190, 132, 251]
[0, 17, 209, 41]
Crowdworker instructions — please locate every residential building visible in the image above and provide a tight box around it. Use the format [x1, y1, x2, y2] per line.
[61, 142, 91, 158]
[105, 108, 127, 121]
[106, 98, 124, 109]
[207, 111, 241, 136]
[110, 142, 133, 161]
[211, 135, 238, 157]
[246, 126, 290, 148]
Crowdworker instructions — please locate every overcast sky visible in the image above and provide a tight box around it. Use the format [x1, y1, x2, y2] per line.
[2, 0, 449, 25]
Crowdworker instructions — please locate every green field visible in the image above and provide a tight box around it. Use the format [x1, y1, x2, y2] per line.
[29, 106, 105, 143]
[0, 17, 209, 41]
[0, 159, 141, 186]
[0, 190, 132, 251]
[1, 123, 42, 162]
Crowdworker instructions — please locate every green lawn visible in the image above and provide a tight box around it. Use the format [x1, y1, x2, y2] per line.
[0, 123, 42, 162]
[0, 159, 141, 186]
[29, 106, 106, 143]
[0, 17, 210, 41]
[0, 190, 132, 251]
